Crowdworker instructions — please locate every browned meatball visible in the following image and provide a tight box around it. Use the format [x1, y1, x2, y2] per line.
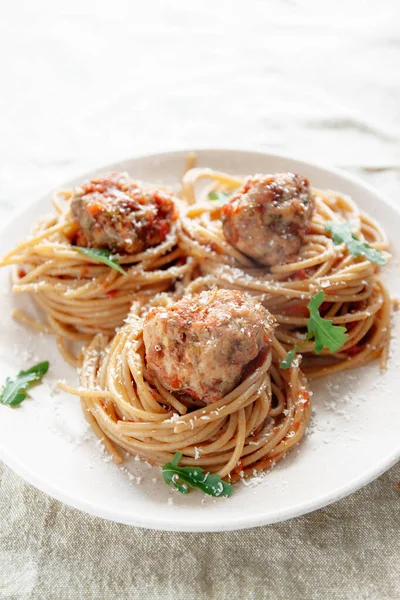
[221, 173, 314, 266]
[70, 172, 177, 254]
[143, 289, 274, 404]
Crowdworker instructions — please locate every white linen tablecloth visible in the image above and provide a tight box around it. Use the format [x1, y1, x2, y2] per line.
[0, 2, 399, 598]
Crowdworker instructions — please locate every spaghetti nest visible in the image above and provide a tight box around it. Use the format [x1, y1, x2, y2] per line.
[61, 308, 311, 480]
[179, 168, 391, 378]
[1, 186, 193, 364]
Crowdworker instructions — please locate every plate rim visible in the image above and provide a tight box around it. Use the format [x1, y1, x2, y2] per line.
[1, 435, 398, 532]
[0, 147, 399, 532]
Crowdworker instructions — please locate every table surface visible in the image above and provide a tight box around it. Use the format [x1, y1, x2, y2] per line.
[0, 2, 399, 599]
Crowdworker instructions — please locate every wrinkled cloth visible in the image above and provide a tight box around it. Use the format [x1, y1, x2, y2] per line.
[1, 462, 399, 600]
[1, 1, 400, 599]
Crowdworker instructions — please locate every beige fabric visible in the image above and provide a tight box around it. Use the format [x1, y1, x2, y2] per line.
[0, 460, 399, 600]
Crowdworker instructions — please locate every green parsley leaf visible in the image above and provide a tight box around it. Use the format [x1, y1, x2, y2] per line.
[280, 347, 300, 369]
[280, 291, 349, 366]
[162, 452, 234, 497]
[325, 221, 386, 266]
[208, 191, 230, 202]
[0, 361, 49, 407]
[74, 247, 126, 275]
[307, 291, 348, 354]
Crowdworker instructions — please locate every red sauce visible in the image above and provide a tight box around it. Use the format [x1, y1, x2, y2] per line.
[298, 388, 310, 407]
[241, 347, 269, 381]
[284, 304, 309, 317]
[86, 202, 103, 218]
[233, 460, 243, 475]
[169, 375, 181, 389]
[346, 345, 361, 356]
[294, 268, 308, 280]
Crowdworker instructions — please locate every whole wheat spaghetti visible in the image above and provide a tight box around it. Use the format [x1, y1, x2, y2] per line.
[2, 156, 394, 488]
[60, 304, 311, 480]
[179, 167, 391, 378]
[1, 176, 193, 364]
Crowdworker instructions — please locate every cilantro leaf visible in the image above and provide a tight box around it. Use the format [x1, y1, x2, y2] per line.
[162, 452, 233, 497]
[307, 291, 348, 354]
[74, 247, 126, 275]
[0, 361, 49, 407]
[208, 191, 230, 202]
[325, 221, 386, 265]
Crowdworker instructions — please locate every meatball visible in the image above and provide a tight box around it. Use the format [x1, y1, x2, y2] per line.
[143, 289, 274, 404]
[221, 173, 314, 266]
[70, 172, 177, 254]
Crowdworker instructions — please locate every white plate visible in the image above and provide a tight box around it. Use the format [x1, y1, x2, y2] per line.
[0, 149, 399, 532]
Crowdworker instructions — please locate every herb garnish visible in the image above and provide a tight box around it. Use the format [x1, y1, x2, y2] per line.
[162, 452, 233, 497]
[307, 290, 348, 353]
[279, 347, 300, 370]
[208, 191, 230, 202]
[74, 247, 126, 275]
[0, 361, 49, 407]
[325, 221, 386, 265]
[280, 291, 348, 368]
